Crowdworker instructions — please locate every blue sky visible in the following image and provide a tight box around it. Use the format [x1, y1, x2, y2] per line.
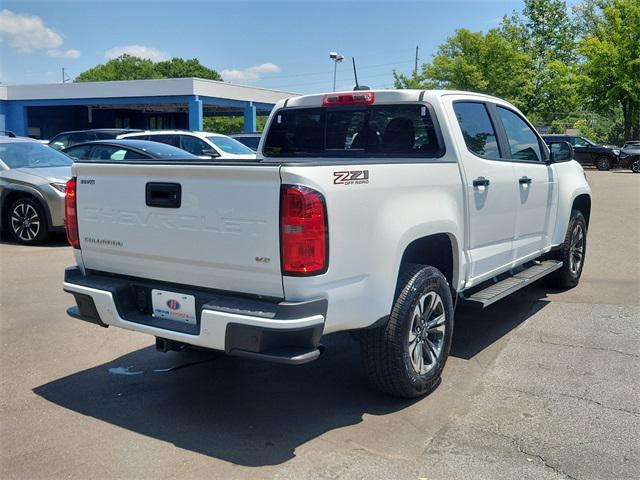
[1, 1, 579, 94]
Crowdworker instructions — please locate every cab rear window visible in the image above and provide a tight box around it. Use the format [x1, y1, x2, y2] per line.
[263, 104, 444, 159]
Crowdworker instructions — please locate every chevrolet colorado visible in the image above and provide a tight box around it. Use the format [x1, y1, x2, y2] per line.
[63, 90, 591, 398]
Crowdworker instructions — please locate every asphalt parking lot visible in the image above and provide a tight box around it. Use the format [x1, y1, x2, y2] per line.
[1, 170, 638, 480]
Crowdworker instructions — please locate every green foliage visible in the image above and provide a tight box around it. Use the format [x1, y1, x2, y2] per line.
[75, 55, 221, 82]
[574, 110, 625, 145]
[394, 0, 634, 141]
[394, 29, 532, 111]
[154, 58, 222, 81]
[577, 0, 640, 140]
[499, 0, 579, 124]
[203, 116, 268, 134]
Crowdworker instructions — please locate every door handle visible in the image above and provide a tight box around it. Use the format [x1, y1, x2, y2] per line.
[473, 177, 490, 187]
[146, 182, 182, 208]
[519, 176, 532, 185]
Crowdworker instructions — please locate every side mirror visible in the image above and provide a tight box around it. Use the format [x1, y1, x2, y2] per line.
[200, 148, 220, 158]
[548, 141, 574, 163]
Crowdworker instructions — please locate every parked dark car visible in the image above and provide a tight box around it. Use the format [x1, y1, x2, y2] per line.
[619, 141, 640, 173]
[62, 139, 199, 161]
[229, 132, 262, 151]
[49, 129, 142, 151]
[541, 134, 620, 171]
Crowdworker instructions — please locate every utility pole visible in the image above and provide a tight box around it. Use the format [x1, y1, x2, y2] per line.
[61, 68, 70, 83]
[414, 46, 419, 76]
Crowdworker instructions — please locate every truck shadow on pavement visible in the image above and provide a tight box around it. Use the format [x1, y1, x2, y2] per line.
[33, 285, 551, 467]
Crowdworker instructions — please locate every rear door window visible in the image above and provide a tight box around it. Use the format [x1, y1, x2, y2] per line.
[90, 145, 129, 161]
[453, 102, 501, 159]
[150, 134, 180, 148]
[63, 145, 92, 160]
[263, 104, 443, 158]
[69, 132, 88, 146]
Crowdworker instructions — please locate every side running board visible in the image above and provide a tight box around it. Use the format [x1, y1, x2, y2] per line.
[465, 260, 563, 307]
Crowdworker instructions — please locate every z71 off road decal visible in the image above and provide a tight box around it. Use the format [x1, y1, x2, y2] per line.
[333, 170, 370, 185]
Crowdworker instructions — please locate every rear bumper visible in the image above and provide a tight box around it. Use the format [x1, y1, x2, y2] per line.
[63, 267, 326, 364]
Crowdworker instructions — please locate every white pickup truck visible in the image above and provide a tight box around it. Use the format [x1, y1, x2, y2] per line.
[63, 90, 591, 398]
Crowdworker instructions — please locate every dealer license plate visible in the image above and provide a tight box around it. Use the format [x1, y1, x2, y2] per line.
[151, 289, 197, 325]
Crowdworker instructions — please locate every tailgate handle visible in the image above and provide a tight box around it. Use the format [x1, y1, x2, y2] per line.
[146, 182, 181, 208]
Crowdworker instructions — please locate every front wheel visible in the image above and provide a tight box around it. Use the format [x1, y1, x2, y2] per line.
[544, 210, 587, 289]
[595, 156, 612, 171]
[8, 198, 50, 245]
[360, 265, 454, 398]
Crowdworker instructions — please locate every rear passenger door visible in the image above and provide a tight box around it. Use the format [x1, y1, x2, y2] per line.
[494, 105, 556, 262]
[450, 100, 518, 283]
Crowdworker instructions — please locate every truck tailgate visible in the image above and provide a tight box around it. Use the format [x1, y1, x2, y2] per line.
[73, 162, 283, 298]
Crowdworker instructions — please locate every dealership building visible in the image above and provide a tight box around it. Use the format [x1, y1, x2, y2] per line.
[0, 78, 296, 139]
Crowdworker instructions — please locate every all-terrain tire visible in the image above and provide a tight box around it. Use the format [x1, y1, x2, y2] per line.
[360, 265, 454, 398]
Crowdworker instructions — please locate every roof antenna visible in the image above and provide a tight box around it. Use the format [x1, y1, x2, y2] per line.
[352, 57, 369, 91]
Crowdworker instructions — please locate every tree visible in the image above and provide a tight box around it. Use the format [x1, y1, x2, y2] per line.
[203, 116, 268, 134]
[499, 0, 579, 124]
[394, 1, 580, 124]
[75, 55, 221, 82]
[154, 58, 222, 81]
[577, 0, 640, 140]
[394, 29, 533, 111]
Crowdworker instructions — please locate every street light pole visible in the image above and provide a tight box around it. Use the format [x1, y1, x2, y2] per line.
[329, 52, 344, 92]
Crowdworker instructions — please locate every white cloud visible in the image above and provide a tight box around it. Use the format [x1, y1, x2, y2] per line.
[221, 63, 281, 82]
[48, 48, 81, 59]
[0, 9, 65, 52]
[105, 45, 169, 62]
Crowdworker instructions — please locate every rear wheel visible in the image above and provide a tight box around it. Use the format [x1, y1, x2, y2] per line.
[544, 210, 587, 289]
[595, 156, 612, 171]
[631, 158, 640, 173]
[8, 198, 50, 245]
[360, 265, 454, 398]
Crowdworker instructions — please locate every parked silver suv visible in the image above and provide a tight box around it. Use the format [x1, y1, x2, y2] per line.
[0, 136, 72, 244]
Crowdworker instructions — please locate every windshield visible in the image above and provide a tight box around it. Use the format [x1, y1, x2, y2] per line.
[0, 142, 72, 168]
[207, 136, 255, 155]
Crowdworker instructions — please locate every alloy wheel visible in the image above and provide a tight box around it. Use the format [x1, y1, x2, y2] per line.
[10, 202, 41, 242]
[408, 291, 446, 374]
[569, 223, 584, 275]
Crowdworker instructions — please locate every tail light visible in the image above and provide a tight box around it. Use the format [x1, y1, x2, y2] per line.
[65, 177, 80, 249]
[280, 185, 328, 275]
[322, 91, 375, 106]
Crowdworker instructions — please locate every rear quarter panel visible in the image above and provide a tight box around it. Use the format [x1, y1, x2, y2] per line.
[281, 160, 465, 334]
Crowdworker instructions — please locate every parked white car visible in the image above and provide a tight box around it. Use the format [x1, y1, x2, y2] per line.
[63, 89, 591, 398]
[118, 130, 256, 160]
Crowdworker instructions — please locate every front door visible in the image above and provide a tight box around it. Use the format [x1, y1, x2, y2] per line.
[494, 106, 556, 261]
